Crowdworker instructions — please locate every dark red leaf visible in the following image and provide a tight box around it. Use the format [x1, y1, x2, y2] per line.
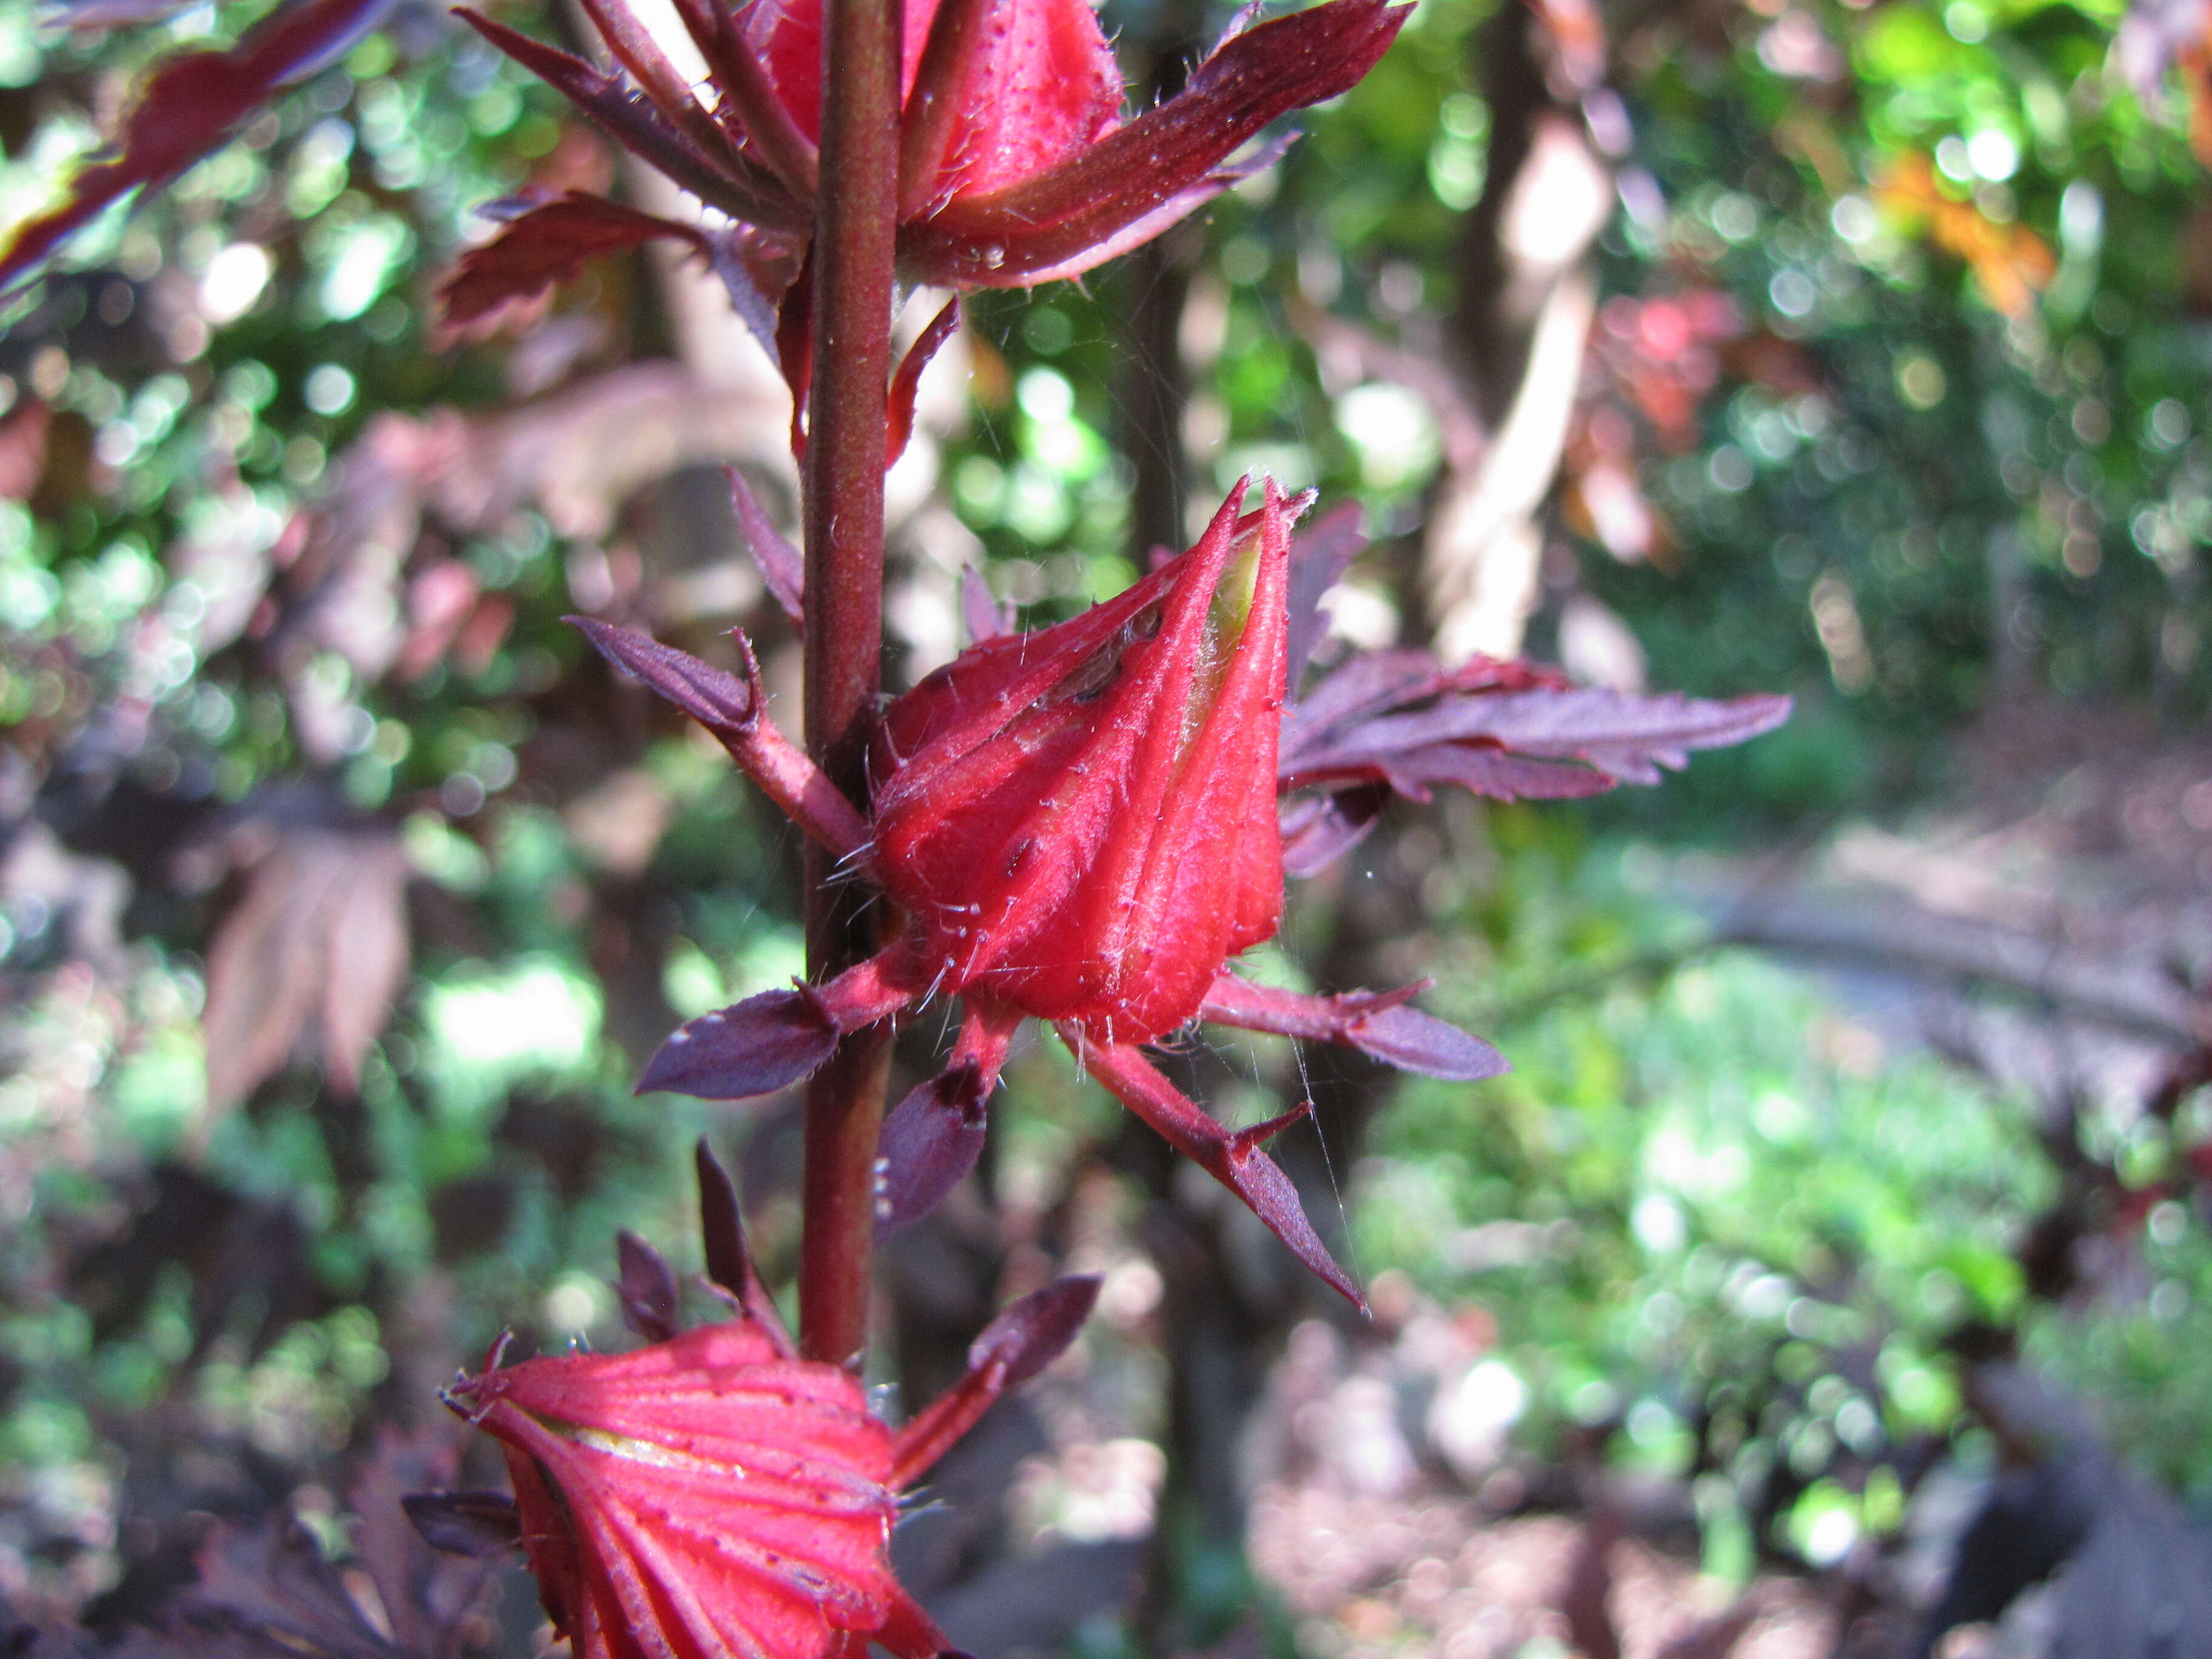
[1282, 649, 1791, 804]
[0, 0, 394, 290]
[1201, 970, 1507, 1081]
[1373, 745, 1623, 803]
[694, 1139, 794, 1353]
[890, 1275, 1102, 1487]
[200, 826, 408, 1114]
[573, 615, 870, 857]
[903, 0, 1410, 287]
[968, 1272, 1100, 1390]
[876, 1063, 991, 1239]
[615, 1228, 682, 1340]
[640, 946, 928, 1101]
[437, 192, 708, 339]
[574, 0, 748, 173]
[638, 988, 839, 1100]
[1282, 650, 1567, 758]
[187, 1520, 401, 1659]
[1558, 1512, 1623, 1659]
[346, 1431, 500, 1659]
[455, 10, 806, 233]
[572, 615, 757, 734]
[726, 466, 806, 626]
[661, 0, 819, 196]
[1297, 686, 1795, 788]
[701, 224, 806, 364]
[1285, 501, 1364, 688]
[401, 1492, 523, 1559]
[874, 1000, 1020, 1238]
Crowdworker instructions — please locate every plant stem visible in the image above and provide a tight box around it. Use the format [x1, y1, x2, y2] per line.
[797, 0, 902, 1367]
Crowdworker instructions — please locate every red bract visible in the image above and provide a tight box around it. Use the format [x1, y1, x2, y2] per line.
[571, 480, 1789, 1305]
[449, 1324, 906, 1659]
[441, 0, 1409, 372]
[870, 474, 1288, 1041]
[437, 1146, 1103, 1659]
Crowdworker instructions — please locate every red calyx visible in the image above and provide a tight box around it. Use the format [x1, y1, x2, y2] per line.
[871, 480, 1292, 1042]
[447, 1324, 902, 1659]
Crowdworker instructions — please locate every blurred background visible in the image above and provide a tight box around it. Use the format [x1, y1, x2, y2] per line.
[4, 0, 2212, 1652]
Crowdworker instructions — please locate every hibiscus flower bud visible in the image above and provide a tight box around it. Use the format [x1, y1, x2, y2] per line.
[871, 480, 1292, 1042]
[447, 1323, 900, 1659]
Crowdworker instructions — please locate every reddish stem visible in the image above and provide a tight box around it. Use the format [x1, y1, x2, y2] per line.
[797, 0, 902, 1367]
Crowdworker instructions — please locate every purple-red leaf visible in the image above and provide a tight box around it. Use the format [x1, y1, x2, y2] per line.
[1296, 686, 1795, 789]
[614, 1229, 681, 1341]
[1281, 648, 1792, 809]
[0, 0, 394, 290]
[573, 615, 871, 858]
[890, 1275, 1102, 1487]
[572, 615, 756, 733]
[874, 999, 1019, 1237]
[694, 1139, 793, 1353]
[702, 224, 806, 365]
[640, 946, 929, 1101]
[1277, 783, 1387, 877]
[726, 466, 806, 626]
[402, 1491, 523, 1559]
[662, 0, 819, 197]
[968, 1273, 1100, 1390]
[638, 988, 838, 1100]
[1350, 1002, 1510, 1079]
[1285, 501, 1364, 688]
[1202, 970, 1508, 1081]
[455, 10, 805, 233]
[876, 1062, 990, 1239]
[903, 0, 1409, 288]
[437, 193, 708, 339]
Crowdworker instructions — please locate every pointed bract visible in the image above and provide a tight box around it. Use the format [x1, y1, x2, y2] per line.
[1070, 1031, 1363, 1309]
[614, 1229, 682, 1341]
[874, 999, 1021, 1237]
[891, 1276, 1102, 1486]
[1202, 970, 1509, 1081]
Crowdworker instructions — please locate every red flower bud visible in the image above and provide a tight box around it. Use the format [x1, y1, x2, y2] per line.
[442, 0, 1409, 361]
[871, 480, 1290, 1042]
[447, 1324, 902, 1659]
